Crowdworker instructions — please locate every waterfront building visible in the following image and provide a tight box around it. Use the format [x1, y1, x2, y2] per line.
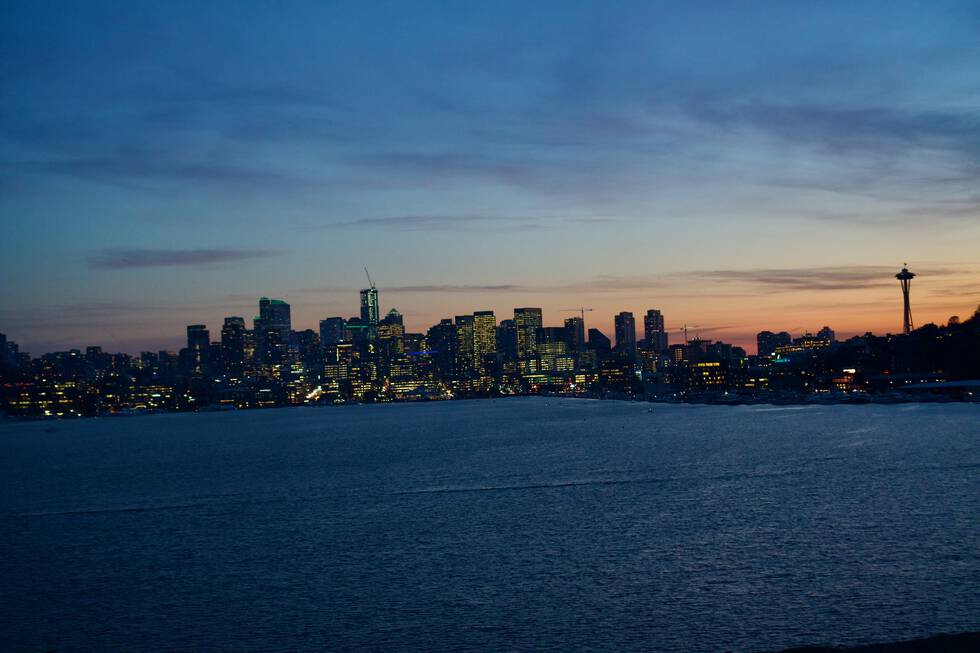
[220, 317, 246, 376]
[643, 309, 668, 352]
[514, 307, 543, 374]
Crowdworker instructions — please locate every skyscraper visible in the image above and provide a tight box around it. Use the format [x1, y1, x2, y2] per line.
[643, 309, 667, 352]
[360, 287, 380, 326]
[587, 328, 612, 357]
[563, 317, 585, 351]
[454, 314, 475, 376]
[427, 319, 457, 380]
[614, 312, 637, 357]
[259, 297, 291, 337]
[186, 324, 210, 374]
[220, 317, 246, 375]
[514, 307, 542, 362]
[472, 311, 497, 372]
[497, 319, 518, 370]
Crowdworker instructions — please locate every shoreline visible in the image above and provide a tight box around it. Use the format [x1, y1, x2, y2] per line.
[764, 631, 980, 652]
[3, 391, 980, 421]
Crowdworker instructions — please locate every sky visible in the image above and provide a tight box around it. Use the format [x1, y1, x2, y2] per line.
[2, 0, 979, 354]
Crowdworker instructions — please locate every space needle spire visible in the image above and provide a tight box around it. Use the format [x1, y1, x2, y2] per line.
[895, 264, 915, 335]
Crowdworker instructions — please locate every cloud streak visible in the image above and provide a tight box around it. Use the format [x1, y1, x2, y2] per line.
[323, 214, 620, 231]
[686, 266, 961, 292]
[89, 248, 279, 269]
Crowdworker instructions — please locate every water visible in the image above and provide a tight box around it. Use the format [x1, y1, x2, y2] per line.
[1, 399, 978, 652]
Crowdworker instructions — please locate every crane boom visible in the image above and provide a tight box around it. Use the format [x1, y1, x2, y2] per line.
[364, 267, 375, 289]
[560, 307, 594, 321]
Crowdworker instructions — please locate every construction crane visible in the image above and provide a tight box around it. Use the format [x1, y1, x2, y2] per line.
[670, 324, 703, 344]
[364, 267, 375, 289]
[560, 307, 594, 322]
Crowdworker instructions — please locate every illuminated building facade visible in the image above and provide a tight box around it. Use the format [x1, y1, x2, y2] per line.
[643, 309, 668, 352]
[514, 307, 542, 373]
[360, 287, 380, 326]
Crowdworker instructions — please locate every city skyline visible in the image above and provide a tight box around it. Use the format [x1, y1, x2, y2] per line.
[2, 2, 979, 354]
[3, 263, 980, 356]
[3, 261, 978, 361]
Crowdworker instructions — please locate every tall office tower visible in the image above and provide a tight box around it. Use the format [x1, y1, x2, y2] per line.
[643, 309, 668, 352]
[756, 330, 792, 358]
[259, 297, 292, 338]
[220, 317, 247, 375]
[497, 319, 518, 364]
[587, 328, 612, 357]
[378, 309, 406, 361]
[563, 317, 585, 351]
[186, 324, 210, 374]
[0, 332, 7, 365]
[360, 287, 380, 325]
[454, 314, 475, 375]
[472, 311, 497, 372]
[514, 307, 543, 361]
[319, 317, 346, 346]
[614, 312, 637, 357]
[427, 319, 457, 380]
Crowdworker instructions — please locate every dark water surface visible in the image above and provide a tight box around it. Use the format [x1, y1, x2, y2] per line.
[2, 399, 978, 652]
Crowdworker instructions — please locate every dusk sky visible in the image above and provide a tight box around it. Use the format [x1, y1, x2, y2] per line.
[2, 1, 979, 354]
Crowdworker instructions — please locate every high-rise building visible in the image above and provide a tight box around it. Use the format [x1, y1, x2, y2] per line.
[614, 312, 637, 357]
[473, 311, 497, 372]
[563, 317, 585, 352]
[514, 307, 542, 362]
[186, 324, 210, 374]
[378, 309, 406, 358]
[643, 309, 668, 352]
[427, 319, 457, 380]
[220, 317, 246, 375]
[454, 315, 475, 376]
[588, 328, 612, 357]
[360, 287, 380, 326]
[259, 297, 291, 337]
[319, 317, 345, 346]
[496, 319, 518, 374]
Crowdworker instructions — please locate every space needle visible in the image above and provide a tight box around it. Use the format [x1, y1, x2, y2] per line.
[896, 264, 915, 335]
